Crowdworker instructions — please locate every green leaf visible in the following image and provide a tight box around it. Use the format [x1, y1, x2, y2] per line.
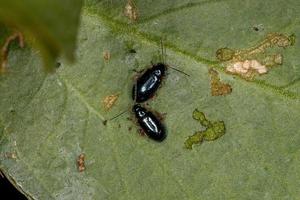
[0, 0, 83, 71]
[1, 0, 300, 199]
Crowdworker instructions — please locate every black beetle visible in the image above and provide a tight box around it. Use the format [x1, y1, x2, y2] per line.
[132, 39, 189, 103]
[132, 104, 166, 142]
[132, 63, 167, 103]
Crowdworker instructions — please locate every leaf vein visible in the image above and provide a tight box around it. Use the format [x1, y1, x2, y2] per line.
[139, 0, 232, 24]
[159, 162, 191, 200]
[58, 76, 106, 121]
[83, 9, 300, 100]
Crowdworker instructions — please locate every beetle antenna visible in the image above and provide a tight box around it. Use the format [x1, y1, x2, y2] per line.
[163, 39, 167, 64]
[133, 78, 138, 103]
[160, 38, 189, 76]
[160, 37, 168, 64]
[109, 110, 128, 121]
[160, 38, 164, 63]
[169, 66, 190, 76]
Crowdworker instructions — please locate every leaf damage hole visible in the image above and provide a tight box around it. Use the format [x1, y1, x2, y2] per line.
[216, 33, 296, 80]
[1, 31, 24, 74]
[209, 68, 232, 96]
[184, 109, 226, 149]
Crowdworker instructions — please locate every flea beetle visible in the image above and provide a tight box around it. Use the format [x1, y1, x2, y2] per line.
[132, 104, 166, 142]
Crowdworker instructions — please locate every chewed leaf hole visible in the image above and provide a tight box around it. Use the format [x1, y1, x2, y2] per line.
[216, 33, 296, 80]
[185, 109, 226, 149]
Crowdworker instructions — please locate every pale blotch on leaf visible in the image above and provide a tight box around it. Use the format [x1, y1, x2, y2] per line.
[226, 59, 268, 79]
[3, 152, 17, 159]
[102, 94, 119, 111]
[216, 33, 295, 80]
[10, 152, 17, 159]
[1, 31, 24, 74]
[124, 0, 139, 22]
[185, 109, 226, 149]
[77, 153, 85, 172]
[209, 68, 232, 96]
[103, 50, 111, 61]
[263, 53, 283, 67]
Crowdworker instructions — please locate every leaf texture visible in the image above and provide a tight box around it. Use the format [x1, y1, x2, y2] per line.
[1, 0, 300, 199]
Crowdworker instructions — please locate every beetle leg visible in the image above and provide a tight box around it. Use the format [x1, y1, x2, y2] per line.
[138, 128, 146, 136]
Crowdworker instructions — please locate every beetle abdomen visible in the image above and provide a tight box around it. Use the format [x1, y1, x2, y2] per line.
[133, 104, 166, 142]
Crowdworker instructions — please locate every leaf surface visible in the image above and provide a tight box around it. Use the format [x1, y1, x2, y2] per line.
[1, 0, 300, 199]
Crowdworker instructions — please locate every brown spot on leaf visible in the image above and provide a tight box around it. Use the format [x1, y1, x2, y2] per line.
[103, 50, 111, 61]
[124, 0, 139, 22]
[103, 94, 119, 111]
[209, 68, 232, 96]
[77, 153, 85, 172]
